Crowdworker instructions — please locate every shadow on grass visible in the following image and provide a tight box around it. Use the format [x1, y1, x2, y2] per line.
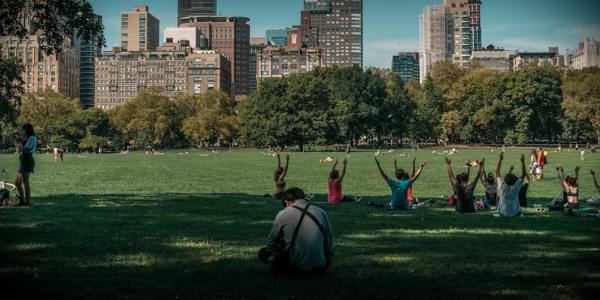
[1, 193, 599, 299]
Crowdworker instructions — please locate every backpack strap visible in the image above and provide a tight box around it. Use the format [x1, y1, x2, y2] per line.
[292, 205, 330, 256]
[289, 203, 310, 249]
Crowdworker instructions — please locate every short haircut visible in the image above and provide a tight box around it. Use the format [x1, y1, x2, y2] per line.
[282, 187, 305, 202]
[22, 123, 34, 137]
[504, 173, 518, 186]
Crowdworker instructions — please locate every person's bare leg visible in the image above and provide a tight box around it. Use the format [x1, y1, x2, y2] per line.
[23, 173, 31, 205]
[15, 173, 24, 204]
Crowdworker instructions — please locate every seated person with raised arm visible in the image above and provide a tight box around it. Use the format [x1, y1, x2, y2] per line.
[496, 153, 528, 217]
[444, 157, 484, 213]
[375, 157, 426, 210]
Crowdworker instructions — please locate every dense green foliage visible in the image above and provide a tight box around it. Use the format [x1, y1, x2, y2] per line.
[1, 149, 599, 298]
[242, 64, 599, 146]
[0, 0, 104, 124]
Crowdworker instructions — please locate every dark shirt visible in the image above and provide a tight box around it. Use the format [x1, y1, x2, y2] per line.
[454, 182, 476, 213]
[518, 183, 529, 207]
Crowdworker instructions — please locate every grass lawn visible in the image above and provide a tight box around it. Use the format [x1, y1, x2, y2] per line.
[1, 148, 599, 299]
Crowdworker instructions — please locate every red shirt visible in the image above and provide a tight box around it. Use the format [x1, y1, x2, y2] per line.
[537, 151, 545, 166]
[328, 178, 343, 204]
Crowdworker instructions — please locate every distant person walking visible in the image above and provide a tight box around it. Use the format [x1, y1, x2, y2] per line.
[537, 148, 545, 180]
[580, 149, 585, 161]
[15, 123, 37, 206]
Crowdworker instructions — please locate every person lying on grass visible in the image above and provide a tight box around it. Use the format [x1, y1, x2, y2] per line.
[273, 154, 289, 201]
[444, 157, 484, 213]
[259, 187, 334, 274]
[328, 159, 361, 204]
[496, 153, 528, 217]
[395, 158, 417, 205]
[375, 157, 426, 210]
[557, 166, 580, 214]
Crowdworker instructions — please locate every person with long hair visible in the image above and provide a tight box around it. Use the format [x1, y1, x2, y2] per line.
[557, 166, 580, 213]
[15, 123, 37, 206]
[328, 158, 361, 204]
[444, 157, 484, 213]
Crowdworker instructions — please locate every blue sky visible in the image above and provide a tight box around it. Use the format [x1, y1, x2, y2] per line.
[89, 0, 600, 68]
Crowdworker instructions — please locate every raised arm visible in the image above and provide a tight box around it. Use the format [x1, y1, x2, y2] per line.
[574, 166, 580, 181]
[520, 154, 529, 182]
[331, 158, 339, 173]
[375, 157, 389, 181]
[496, 152, 504, 178]
[592, 170, 600, 193]
[394, 159, 399, 171]
[412, 158, 416, 177]
[472, 158, 485, 186]
[411, 161, 427, 182]
[465, 161, 471, 181]
[277, 153, 281, 169]
[279, 155, 290, 181]
[337, 159, 347, 183]
[444, 157, 456, 187]
[556, 166, 567, 191]
[480, 164, 488, 186]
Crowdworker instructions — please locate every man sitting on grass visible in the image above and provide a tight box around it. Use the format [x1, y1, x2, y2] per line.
[374, 157, 426, 210]
[259, 187, 334, 274]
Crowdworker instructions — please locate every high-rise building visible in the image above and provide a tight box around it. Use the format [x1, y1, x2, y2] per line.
[571, 38, 600, 70]
[249, 37, 268, 93]
[300, 0, 363, 67]
[94, 43, 231, 110]
[419, 5, 446, 83]
[257, 29, 322, 83]
[178, 0, 217, 25]
[443, 0, 481, 68]
[0, 35, 80, 99]
[79, 15, 102, 108]
[179, 16, 250, 99]
[120, 4, 159, 51]
[392, 52, 420, 85]
[266, 28, 291, 48]
[419, 0, 482, 82]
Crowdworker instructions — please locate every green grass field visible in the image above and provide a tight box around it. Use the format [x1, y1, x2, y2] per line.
[1, 148, 599, 299]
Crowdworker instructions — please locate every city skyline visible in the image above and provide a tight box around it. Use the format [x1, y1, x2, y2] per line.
[88, 0, 600, 68]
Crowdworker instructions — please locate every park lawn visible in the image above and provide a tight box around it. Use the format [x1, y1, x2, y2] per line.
[1, 148, 599, 299]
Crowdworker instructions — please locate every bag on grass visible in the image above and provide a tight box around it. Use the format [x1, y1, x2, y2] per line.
[448, 195, 457, 205]
[547, 198, 564, 211]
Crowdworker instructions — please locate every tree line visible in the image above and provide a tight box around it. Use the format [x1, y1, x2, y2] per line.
[240, 63, 600, 148]
[0, 64, 598, 150]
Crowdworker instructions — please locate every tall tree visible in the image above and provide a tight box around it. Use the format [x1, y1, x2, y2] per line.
[0, 0, 104, 123]
[562, 67, 600, 143]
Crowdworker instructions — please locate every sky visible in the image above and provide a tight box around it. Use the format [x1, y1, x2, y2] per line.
[89, 0, 600, 68]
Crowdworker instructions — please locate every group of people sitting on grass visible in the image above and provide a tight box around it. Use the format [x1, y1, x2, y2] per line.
[260, 152, 600, 274]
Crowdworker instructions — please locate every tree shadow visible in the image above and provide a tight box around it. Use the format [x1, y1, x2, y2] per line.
[1, 193, 599, 299]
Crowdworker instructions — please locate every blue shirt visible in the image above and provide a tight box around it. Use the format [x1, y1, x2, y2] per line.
[386, 178, 412, 210]
[24, 135, 37, 154]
